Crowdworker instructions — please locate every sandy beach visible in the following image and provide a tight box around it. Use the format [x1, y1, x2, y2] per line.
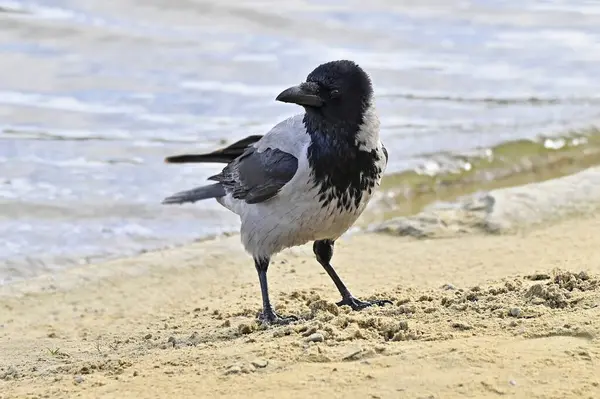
[3, 1, 600, 398]
[1, 208, 599, 399]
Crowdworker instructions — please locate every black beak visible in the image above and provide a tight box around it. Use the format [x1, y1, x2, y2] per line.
[275, 82, 323, 107]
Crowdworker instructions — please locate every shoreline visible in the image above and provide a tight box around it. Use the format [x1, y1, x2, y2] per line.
[4, 128, 600, 283]
[1, 182, 600, 397]
[5, 162, 600, 297]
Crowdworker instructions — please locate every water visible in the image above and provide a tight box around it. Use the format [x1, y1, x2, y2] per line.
[2, 0, 600, 283]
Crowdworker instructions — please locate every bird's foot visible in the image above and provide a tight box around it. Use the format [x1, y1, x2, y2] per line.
[258, 308, 298, 326]
[336, 296, 392, 311]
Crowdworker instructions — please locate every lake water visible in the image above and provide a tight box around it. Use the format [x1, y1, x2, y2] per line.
[2, 0, 600, 283]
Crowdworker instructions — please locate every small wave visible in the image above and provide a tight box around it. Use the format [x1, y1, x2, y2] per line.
[3, 154, 144, 167]
[0, 0, 241, 43]
[180, 80, 282, 96]
[0, 1, 28, 14]
[0, 126, 132, 141]
[0, 0, 77, 20]
[376, 89, 600, 105]
[0, 1, 135, 33]
[530, 3, 600, 15]
[231, 53, 278, 63]
[0, 125, 253, 145]
[0, 90, 145, 115]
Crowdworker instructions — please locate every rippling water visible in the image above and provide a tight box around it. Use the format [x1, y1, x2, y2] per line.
[2, 0, 600, 282]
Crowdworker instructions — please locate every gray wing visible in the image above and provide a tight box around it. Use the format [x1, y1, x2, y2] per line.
[209, 146, 298, 205]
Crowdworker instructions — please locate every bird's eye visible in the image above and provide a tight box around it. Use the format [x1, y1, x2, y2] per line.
[330, 89, 340, 98]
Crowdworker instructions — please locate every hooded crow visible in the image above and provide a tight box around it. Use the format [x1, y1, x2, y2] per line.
[163, 60, 391, 324]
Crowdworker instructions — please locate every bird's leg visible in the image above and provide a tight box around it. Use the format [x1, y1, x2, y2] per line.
[313, 240, 392, 310]
[254, 256, 298, 325]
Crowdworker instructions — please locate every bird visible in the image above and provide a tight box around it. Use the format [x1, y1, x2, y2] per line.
[162, 60, 391, 325]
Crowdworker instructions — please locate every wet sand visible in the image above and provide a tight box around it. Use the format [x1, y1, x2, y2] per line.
[1, 211, 599, 398]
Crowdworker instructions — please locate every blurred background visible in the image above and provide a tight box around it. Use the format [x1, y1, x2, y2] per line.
[1, 0, 600, 283]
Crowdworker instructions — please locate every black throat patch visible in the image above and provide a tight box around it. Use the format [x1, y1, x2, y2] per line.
[304, 114, 383, 212]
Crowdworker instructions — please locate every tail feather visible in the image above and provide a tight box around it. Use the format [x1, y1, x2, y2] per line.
[162, 183, 226, 205]
[165, 135, 263, 164]
[164, 153, 229, 164]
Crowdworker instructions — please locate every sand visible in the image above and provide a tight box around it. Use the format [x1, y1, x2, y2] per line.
[1, 213, 600, 399]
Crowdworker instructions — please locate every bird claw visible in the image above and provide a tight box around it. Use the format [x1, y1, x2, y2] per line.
[258, 309, 298, 326]
[336, 296, 392, 311]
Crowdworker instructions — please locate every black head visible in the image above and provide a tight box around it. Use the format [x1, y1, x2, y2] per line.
[276, 60, 373, 126]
